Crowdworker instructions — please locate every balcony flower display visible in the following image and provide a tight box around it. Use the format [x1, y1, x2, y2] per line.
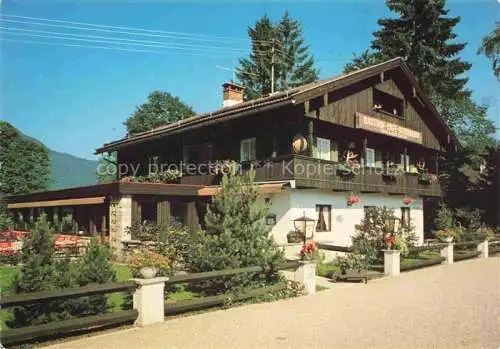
[417, 171, 430, 185]
[347, 193, 360, 206]
[383, 233, 408, 254]
[403, 196, 415, 205]
[119, 170, 182, 184]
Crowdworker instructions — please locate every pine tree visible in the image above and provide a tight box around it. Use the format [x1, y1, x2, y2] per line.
[236, 15, 276, 100]
[9, 215, 75, 327]
[276, 11, 319, 90]
[236, 12, 318, 99]
[188, 168, 284, 295]
[478, 22, 500, 80]
[371, 0, 471, 99]
[74, 241, 116, 316]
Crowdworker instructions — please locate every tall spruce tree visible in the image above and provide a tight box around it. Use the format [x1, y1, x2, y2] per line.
[236, 12, 318, 99]
[346, 0, 471, 100]
[478, 22, 500, 79]
[188, 168, 284, 295]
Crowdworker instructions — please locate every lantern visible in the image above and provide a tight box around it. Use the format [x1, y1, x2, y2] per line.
[292, 134, 308, 154]
[293, 212, 316, 243]
[384, 215, 400, 234]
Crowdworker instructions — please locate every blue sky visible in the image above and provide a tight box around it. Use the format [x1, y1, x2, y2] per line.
[1, 0, 498, 160]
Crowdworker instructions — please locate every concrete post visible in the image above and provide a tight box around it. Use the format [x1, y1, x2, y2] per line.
[440, 243, 454, 265]
[294, 261, 316, 295]
[132, 277, 168, 327]
[383, 250, 401, 276]
[477, 240, 488, 258]
[109, 195, 132, 257]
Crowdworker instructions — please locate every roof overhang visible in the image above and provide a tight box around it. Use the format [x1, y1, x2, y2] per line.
[8, 196, 106, 209]
[198, 181, 290, 196]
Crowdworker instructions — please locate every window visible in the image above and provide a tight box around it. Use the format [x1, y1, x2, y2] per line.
[373, 88, 404, 118]
[316, 205, 331, 232]
[240, 138, 256, 162]
[316, 137, 331, 160]
[365, 148, 375, 167]
[400, 153, 410, 172]
[401, 207, 411, 228]
[331, 141, 339, 162]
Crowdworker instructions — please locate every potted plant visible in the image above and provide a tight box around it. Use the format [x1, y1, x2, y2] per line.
[434, 228, 457, 243]
[158, 169, 183, 183]
[129, 248, 170, 279]
[299, 241, 319, 261]
[336, 162, 354, 177]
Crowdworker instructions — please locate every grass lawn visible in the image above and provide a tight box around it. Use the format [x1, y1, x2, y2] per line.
[316, 262, 339, 278]
[401, 250, 440, 265]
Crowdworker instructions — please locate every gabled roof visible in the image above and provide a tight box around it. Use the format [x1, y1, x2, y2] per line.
[96, 57, 456, 154]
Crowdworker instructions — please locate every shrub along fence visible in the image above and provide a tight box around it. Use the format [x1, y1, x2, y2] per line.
[0, 260, 306, 346]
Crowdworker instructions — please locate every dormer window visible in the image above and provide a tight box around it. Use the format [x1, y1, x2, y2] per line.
[373, 88, 404, 118]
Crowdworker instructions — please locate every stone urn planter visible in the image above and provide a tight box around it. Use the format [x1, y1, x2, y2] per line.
[444, 236, 454, 243]
[140, 266, 158, 279]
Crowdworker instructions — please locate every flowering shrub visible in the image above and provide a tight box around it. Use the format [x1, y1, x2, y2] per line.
[384, 233, 396, 249]
[299, 241, 318, 261]
[129, 248, 170, 273]
[434, 228, 457, 241]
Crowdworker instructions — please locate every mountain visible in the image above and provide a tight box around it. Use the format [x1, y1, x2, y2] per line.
[49, 150, 99, 189]
[19, 130, 99, 190]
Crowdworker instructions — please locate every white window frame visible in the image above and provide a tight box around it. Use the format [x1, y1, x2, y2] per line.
[400, 153, 410, 171]
[240, 137, 256, 162]
[315, 204, 332, 232]
[316, 137, 331, 161]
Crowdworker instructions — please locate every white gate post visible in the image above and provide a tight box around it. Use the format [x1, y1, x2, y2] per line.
[383, 250, 401, 276]
[477, 240, 489, 258]
[294, 261, 316, 295]
[132, 277, 168, 326]
[440, 243, 454, 265]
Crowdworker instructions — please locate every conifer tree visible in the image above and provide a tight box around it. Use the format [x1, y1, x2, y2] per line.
[10, 215, 75, 327]
[74, 240, 116, 316]
[188, 168, 284, 294]
[237, 12, 318, 99]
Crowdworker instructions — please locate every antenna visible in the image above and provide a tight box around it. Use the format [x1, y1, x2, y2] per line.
[216, 65, 236, 82]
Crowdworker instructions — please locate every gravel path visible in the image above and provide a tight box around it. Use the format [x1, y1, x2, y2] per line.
[46, 257, 500, 349]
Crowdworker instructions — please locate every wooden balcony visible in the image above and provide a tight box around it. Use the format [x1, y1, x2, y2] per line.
[179, 154, 442, 197]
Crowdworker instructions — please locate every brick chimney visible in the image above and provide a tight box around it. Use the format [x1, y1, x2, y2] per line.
[222, 82, 244, 107]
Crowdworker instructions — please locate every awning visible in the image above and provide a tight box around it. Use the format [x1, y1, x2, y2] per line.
[7, 196, 106, 209]
[198, 182, 288, 197]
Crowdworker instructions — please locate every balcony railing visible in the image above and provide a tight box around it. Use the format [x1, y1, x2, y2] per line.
[179, 154, 442, 197]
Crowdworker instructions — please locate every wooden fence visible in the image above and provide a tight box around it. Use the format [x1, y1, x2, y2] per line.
[0, 260, 300, 346]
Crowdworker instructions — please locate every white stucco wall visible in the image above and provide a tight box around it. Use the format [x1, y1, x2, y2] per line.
[267, 189, 424, 247]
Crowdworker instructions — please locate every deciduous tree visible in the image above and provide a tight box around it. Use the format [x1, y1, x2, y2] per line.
[124, 91, 195, 135]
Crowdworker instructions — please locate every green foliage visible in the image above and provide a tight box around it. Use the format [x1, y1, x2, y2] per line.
[96, 152, 117, 184]
[237, 12, 318, 99]
[343, 0, 496, 194]
[124, 90, 195, 135]
[9, 216, 117, 327]
[434, 202, 455, 230]
[478, 22, 500, 79]
[9, 215, 75, 327]
[352, 206, 416, 267]
[126, 218, 193, 269]
[316, 261, 339, 278]
[0, 121, 51, 196]
[188, 169, 285, 295]
[73, 241, 116, 316]
[0, 211, 15, 231]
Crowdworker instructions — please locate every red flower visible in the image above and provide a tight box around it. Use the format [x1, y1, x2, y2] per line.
[384, 234, 395, 245]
